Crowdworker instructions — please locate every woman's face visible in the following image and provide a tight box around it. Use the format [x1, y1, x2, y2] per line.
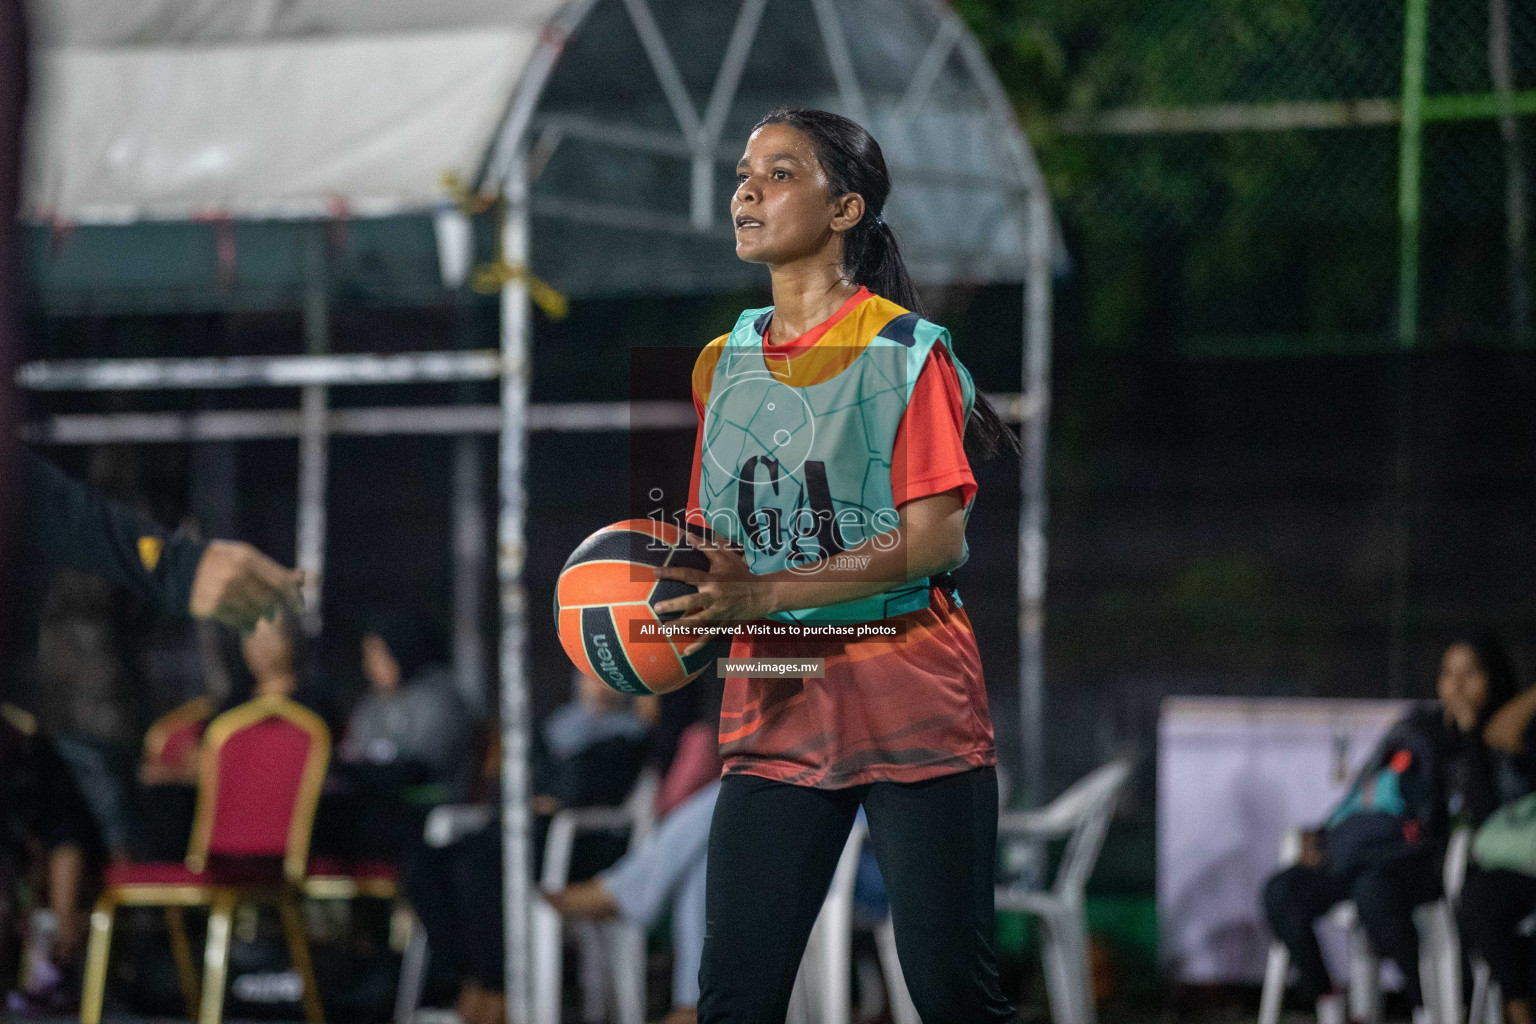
[731, 122, 863, 268]
[241, 617, 295, 695]
[1438, 642, 1490, 732]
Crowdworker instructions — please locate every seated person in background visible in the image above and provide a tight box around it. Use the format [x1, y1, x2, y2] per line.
[343, 612, 474, 794]
[542, 669, 724, 1024]
[532, 666, 655, 879]
[1454, 639, 1536, 1024]
[1263, 638, 1518, 1021]
[324, 612, 475, 861]
[402, 730, 505, 1024]
[1, 703, 105, 1015]
[401, 668, 655, 1024]
[132, 613, 324, 861]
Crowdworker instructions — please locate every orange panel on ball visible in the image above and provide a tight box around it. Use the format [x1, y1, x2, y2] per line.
[557, 559, 654, 607]
[557, 608, 599, 679]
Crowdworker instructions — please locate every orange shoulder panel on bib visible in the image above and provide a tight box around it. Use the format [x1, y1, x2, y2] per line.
[691, 335, 730, 410]
[761, 293, 909, 389]
[692, 293, 914, 408]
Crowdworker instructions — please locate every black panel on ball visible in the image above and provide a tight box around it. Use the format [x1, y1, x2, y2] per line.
[681, 640, 728, 676]
[563, 529, 673, 574]
[649, 578, 699, 622]
[665, 542, 711, 573]
[579, 606, 651, 695]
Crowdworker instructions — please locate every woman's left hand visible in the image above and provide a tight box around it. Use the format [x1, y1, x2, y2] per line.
[652, 532, 776, 654]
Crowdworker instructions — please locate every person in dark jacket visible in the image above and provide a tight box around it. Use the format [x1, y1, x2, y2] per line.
[21, 451, 303, 633]
[1455, 639, 1536, 1024]
[1262, 638, 1519, 1016]
[528, 665, 654, 879]
[0, 1, 284, 648]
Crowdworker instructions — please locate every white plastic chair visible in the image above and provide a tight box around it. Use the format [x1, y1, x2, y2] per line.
[993, 760, 1131, 1024]
[1465, 873, 1536, 1024]
[527, 798, 933, 1024]
[534, 769, 660, 1024]
[1468, 963, 1501, 1024]
[394, 772, 660, 1024]
[1426, 828, 1472, 1024]
[1257, 827, 1469, 1024]
[788, 819, 920, 1024]
[393, 802, 496, 1024]
[394, 919, 430, 1024]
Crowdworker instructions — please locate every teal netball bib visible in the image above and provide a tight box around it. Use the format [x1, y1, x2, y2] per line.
[697, 299, 976, 624]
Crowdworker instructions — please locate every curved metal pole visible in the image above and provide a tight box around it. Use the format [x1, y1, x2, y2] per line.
[498, 150, 535, 1024]
[1020, 186, 1053, 809]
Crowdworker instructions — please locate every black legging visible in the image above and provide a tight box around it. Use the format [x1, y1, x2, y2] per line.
[1262, 855, 1441, 1006]
[1458, 867, 1536, 1001]
[698, 767, 1019, 1024]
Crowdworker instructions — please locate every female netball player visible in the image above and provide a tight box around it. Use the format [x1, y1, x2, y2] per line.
[650, 108, 1023, 1024]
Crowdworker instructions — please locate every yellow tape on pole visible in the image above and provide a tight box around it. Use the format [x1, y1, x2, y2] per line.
[440, 172, 498, 215]
[470, 260, 570, 320]
[440, 173, 569, 319]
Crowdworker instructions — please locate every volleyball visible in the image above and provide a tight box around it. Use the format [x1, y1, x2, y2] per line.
[555, 519, 729, 695]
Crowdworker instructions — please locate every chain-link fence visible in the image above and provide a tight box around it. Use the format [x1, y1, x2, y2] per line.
[966, 0, 1536, 347]
[953, 0, 1536, 814]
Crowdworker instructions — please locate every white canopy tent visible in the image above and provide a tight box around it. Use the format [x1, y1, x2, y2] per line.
[19, 1, 1056, 1019]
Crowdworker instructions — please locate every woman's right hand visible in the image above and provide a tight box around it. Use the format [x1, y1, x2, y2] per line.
[1299, 830, 1324, 868]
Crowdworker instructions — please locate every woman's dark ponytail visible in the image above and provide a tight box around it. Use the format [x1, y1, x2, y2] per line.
[846, 218, 921, 313]
[962, 388, 1023, 462]
[755, 108, 1023, 463]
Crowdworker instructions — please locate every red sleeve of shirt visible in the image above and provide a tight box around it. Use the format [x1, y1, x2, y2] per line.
[891, 345, 977, 510]
[685, 388, 708, 530]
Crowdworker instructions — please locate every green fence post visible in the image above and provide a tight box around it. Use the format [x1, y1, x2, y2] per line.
[1389, 0, 1430, 695]
[1398, 0, 1430, 349]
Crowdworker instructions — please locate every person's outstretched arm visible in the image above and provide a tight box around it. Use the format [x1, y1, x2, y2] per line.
[24, 449, 302, 630]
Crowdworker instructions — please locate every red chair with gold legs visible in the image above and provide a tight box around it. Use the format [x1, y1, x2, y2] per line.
[81, 695, 331, 1024]
[137, 696, 220, 1015]
[142, 696, 216, 778]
